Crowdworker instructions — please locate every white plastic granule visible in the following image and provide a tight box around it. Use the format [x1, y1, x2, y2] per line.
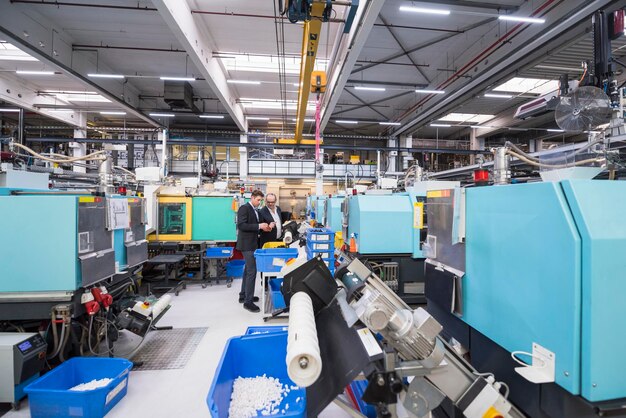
[229, 376, 291, 418]
[69, 378, 113, 391]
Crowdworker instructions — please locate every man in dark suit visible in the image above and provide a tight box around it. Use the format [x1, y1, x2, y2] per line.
[236, 189, 270, 312]
[259, 193, 283, 248]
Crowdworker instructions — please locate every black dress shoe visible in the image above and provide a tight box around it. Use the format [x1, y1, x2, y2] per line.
[239, 296, 260, 303]
[243, 302, 260, 313]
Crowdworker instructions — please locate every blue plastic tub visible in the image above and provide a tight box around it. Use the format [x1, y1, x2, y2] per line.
[25, 357, 133, 418]
[226, 260, 245, 278]
[307, 228, 334, 242]
[207, 333, 306, 418]
[206, 247, 234, 259]
[269, 278, 286, 310]
[245, 326, 288, 335]
[254, 248, 298, 273]
[347, 381, 376, 418]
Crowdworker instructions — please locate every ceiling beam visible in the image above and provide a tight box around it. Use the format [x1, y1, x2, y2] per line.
[351, 17, 495, 75]
[152, 0, 247, 132]
[393, 0, 624, 136]
[319, 0, 386, 131]
[0, 0, 160, 127]
[372, 23, 463, 33]
[334, 90, 414, 115]
[347, 80, 428, 88]
[343, 89, 389, 120]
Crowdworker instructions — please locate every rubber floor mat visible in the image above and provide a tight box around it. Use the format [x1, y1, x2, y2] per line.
[131, 327, 208, 370]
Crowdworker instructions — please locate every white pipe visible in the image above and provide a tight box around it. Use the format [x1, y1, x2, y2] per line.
[286, 292, 322, 387]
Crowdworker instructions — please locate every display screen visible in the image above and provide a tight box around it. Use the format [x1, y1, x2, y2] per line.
[18, 340, 32, 352]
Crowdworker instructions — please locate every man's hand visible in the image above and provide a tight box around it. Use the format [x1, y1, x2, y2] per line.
[269, 222, 276, 230]
[259, 223, 272, 232]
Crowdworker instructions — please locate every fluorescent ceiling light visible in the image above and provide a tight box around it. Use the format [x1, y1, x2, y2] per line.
[149, 113, 175, 117]
[220, 52, 328, 75]
[416, 89, 445, 94]
[379, 122, 401, 126]
[293, 83, 300, 87]
[16, 70, 54, 75]
[355, 86, 386, 92]
[199, 115, 225, 119]
[484, 93, 513, 99]
[227, 80, 261, 85]
[546, 128, 564, 132]
[430, 123, 451, 127]
[48, 109, 73, 113]
[438, 113, 494, 123]
[292, 118, 315, 122]
[160, 76, 196, 81]
[0, 42, 37, 61]
[64, 94, 110, 103]
[247, 117, 270, 121]
[470, 125, 486, 129]
[0, 108, 21, 112]
[268, 121, 285, 125]
[100, 111, 126, 115]
[399, 6, 450, 15]
[88, 73, 124, 79]
[499, 15, 545, 24]
[494, 77, 557, 95]
[335, 120, 358, 124]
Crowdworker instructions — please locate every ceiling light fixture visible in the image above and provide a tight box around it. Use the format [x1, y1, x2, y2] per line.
[0, 108, 21, 112]
[335, 120, 358, 124]
[416, 89, 445, 94]
[227, 80, 261, 85]
[379, 122, 401, 126]
[355, 86, 386, 92]
[16, 70, 54, 75]
[546, 128, 565, 132]
[160, 76, 196, 81]
[499, 15, 545, 24]
[292, 118, 315, 122]
[484, 93, 513, 99]
[430, 123, 451, 127]
[100, 111, 126, 115]
[247, 117, 270, 121]
[87, 73, 124, 79]
[199, 115, 225, 119]
[399, 6, 450, 15]
[149, 113, 175, 117]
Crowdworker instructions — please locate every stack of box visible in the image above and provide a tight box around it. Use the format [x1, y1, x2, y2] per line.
[306, 228, 336, 275]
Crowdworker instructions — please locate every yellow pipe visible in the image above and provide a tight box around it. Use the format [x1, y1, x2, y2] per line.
[294, 2, 325, 144]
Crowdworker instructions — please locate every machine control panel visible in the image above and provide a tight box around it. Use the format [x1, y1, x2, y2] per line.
[15, 334, 46, 356]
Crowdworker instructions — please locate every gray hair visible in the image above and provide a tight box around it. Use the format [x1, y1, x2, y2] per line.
[266, 193, 277, 202]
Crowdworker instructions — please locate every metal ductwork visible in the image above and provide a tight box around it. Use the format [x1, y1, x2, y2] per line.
[164, 81, 200, 113]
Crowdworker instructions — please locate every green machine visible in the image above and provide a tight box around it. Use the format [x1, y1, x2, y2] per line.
[191, 196, 237, 241]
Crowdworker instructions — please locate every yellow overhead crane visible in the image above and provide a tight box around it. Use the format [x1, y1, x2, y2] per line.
[276, 0, 359, 145]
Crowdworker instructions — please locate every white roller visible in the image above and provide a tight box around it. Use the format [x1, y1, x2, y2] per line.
[151, 294, 172, 318]
[286, 292, 322, 387]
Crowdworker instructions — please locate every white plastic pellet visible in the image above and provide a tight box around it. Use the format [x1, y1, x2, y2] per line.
[69, 378, 113, 391]
[229, 376, 292, 418]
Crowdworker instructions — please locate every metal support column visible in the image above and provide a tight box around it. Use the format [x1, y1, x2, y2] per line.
[158, 129, 168, 179]
[239, 134, 248, 180]
[470, 129, 485, 165]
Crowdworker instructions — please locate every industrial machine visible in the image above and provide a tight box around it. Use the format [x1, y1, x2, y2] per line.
[280, 257, 522, 417]
[341, 182, 458, 303]
[191, 195, 237, 241]
[424, 178, 626, 417]
[111, 196, 148, 272]
[322, 195, 343, 233]
[153, 195, 193, 241]
[0, 191, 116, 295]
[0, 332, 47, 407]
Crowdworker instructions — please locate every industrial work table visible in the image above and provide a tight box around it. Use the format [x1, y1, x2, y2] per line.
[143, 254, 187, 296]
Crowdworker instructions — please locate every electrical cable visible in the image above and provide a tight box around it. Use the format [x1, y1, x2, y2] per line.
[113, 165, 136, 177]
[11, 142, 108, 163]
[507, 150, 604, 169]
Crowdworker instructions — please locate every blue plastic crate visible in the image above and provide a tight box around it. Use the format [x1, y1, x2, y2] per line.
[306, 247, 334, 259]
[226, 260, 245, 278]
[245, 326, 288, 335]
[25, 357, 132, 418]
[269, 278, 286, 310]
[307, 228, 334, 242]
[254, 248, 298, 273]
[205, 247, 234, 259]
[207, 333, 306, 418]
[306, 240, 334, 251]
[347, 381, 376, 418]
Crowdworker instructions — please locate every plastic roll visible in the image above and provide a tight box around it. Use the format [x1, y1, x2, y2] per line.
[286, 292, 322, 387]
[151, 294, 172, 318]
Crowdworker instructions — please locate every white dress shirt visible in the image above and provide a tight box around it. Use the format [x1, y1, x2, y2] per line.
[268, 207, 282, 238]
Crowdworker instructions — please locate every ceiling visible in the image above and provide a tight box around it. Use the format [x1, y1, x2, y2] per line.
[0, 0, 624, 145]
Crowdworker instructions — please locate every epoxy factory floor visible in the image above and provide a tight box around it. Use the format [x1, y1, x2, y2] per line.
[1, 277, 349, 418]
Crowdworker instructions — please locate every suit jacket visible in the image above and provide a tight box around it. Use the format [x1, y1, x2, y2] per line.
[259, 205, 282, 247]
[236, 203, 260, 252]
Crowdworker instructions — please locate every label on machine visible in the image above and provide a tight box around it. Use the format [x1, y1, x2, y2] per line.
[413, 202, 424, 229]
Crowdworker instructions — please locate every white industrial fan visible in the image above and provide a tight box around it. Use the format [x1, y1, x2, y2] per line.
[555, 86, 613, 131]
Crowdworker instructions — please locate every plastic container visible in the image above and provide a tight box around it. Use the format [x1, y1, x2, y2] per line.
[346, 380, 376, 418]
[306, 247, 334, 260]
[269, 278, 286, 310]
[207, 332, 306, 418]
[25, 357, 133, 418]
[254, 248, 298, 273]
[307, 241, 333, 251]
[205, 247, 234, 259]
[307, 228, 334, 242]
[226, 260, 245, 278]
[245, 326, 288, 335]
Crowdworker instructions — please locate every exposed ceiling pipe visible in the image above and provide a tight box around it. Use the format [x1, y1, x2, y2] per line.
[72, 44, 186, 53]
[190, 10, 344, 24]
[9, 0, 158, 11]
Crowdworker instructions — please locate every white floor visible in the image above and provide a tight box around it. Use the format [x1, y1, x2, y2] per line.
[4, 277, 350, 418]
